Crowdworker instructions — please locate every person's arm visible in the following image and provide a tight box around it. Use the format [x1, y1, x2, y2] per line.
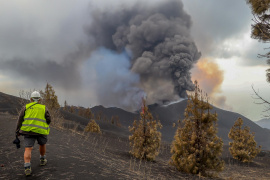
[15, 107, 26, 134]
[45, 108, 51, 125]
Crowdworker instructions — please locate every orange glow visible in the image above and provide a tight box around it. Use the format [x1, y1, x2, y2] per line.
[192, 58, 224, 95]
[192, 58, 231, 110]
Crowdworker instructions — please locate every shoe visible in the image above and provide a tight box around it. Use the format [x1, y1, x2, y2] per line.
[40, 158, 47, 166]
[24, 166, 32, 176]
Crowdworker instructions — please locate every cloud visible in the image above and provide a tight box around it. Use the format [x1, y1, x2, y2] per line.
[0, 58, 82, 89]
[182, 0, 268, 67]
[0, 0, 94, 93]
[183, 0, 252, 54]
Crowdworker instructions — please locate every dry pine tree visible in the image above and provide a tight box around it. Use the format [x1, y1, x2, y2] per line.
[40, 83, 62, 127]
[170, 81, 224, 177]
[85, 119, 101, 133]
[228, 117, 261, 162]
[129, 98, 162, 161]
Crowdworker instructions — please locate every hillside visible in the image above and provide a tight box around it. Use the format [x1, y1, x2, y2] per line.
[1, 113, 270, 179]
[72, 100, 270, 150]
[0, 92, 25, 115]
[256, 118, 270, 129]
[147, 100, 270, 149]
[0, 91, 269, 150]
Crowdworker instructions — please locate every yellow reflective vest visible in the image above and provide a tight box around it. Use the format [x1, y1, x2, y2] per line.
[20, 102, 50, 135]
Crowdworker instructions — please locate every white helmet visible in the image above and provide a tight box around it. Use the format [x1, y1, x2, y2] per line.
[31, 91, 41, 102]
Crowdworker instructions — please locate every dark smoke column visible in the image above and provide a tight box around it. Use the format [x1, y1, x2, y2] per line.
[87, 0, 201, 104]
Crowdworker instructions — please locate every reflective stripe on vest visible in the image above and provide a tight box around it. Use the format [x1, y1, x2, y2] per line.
[20, 102, 50, 135]
[22, 124, 50, 130]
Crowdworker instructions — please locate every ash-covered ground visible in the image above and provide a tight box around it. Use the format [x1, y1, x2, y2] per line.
[1, 113, 270, 180]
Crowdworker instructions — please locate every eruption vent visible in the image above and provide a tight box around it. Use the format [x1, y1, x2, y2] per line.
[87, 0, 201, 105]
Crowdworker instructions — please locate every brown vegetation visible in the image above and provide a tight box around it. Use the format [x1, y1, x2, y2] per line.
[40, 83, 63, 128]
[85, 119, 101, 133]
[129, 98, 162, 161]
[229, 117, 261, 162]
[170, 81, 224, 177]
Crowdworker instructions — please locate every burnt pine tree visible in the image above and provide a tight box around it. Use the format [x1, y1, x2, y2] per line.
[228, 117, 261, 162]
[69, 106, 75, 113]
[40, 83, 60, 110]
[84, 119, 101, 133]
[129, 98, 162, 161]
[64, 100, 68, 111]
[40, 83, 61, 127]
[170, 81, 224, 177]
[78, 107, 84, 116]
[114, 116, 122, 127]
[84, 108, 93, 119]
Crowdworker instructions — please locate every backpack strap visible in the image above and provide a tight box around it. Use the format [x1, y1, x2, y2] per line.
[25, 103, 38, 111]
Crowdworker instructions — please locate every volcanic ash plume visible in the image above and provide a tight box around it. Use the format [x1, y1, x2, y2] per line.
[87, 0, 201, 105]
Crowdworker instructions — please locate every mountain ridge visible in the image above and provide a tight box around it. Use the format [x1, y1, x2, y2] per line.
[255, 118, 270, 129]
[1, 91, 269, 150]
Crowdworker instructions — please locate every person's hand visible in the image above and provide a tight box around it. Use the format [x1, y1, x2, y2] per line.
[16, 130, 20, 136]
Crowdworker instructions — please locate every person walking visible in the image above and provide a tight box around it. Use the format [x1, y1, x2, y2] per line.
[15, 91, 51, 176]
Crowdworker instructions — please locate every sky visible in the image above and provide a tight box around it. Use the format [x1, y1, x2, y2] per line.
[0, 0, 269, 121]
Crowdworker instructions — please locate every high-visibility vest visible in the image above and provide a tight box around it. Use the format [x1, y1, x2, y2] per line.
[20, 102, 50, 135]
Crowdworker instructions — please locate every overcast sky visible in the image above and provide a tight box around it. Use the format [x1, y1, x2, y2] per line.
[0, 0, 269, 121]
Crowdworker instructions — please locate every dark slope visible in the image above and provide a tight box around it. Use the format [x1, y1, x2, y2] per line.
[90, 105, 139, 128]
[148, 100, 270, 149]
[60, 109, 130, 137]
[85, 100, 270, 149]
[0, 114, 203, 180]
[256, 118, 270, 129]
[0, 92, 25, 114]
[1, 113, 270, 179]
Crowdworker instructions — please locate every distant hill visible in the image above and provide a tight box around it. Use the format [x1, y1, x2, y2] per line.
[147, 100, 270, 150]
[71, 99, 270, 150]
[1, 91, 269, 150]
[0, 92, 26, 114]
[255, 118, 270, 129]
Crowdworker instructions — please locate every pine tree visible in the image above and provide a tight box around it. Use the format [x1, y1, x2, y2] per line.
[170, 81, 224, 177]
[40, 83, 60, 110]
[129, 98, 162, 161]
[84, 108, 93, 119]
[40, 83, 61, 127]
[84, 119, 101, 133]
[228, 117, 261, 162]
[95, 112, 100, 121]
[64, 100, 68, 111]
[78, 107, 84, 116]
[111, 116, 115, 124]
[246, 0, 270, 83]
[70, 106, 75, 113]
[115, 116, 122, 127]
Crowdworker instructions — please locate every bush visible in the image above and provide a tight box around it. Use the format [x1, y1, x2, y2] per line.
[228, 117, 261, 162]
[85, 119, 101, 133]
